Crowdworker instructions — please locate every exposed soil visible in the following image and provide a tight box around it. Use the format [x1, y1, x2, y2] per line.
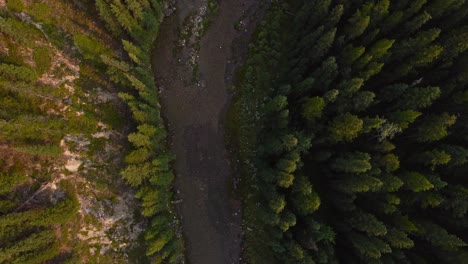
[151, 0, 260, 263]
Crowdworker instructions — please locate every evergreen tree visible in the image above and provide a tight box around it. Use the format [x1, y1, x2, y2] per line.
[328, 113, 363, 143]
[302, 97, 325, 121]
[330, 152, 372, 174]
[344, 10, 370, 41]
[291, 175, 321, 215]
[400, 171, 434, 192]
[416, 113, 457, 142]
[230, 1, 468, 262]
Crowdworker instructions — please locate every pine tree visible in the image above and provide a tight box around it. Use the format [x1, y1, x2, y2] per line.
[349, 211, 387, 236]
[330, 152, 372, 174]
[402, 11, 431, 36]
[309, 29, 337, 65]
[443, 185, 468, 218]
[416, 113, 457, 142]
[388, 110, 422, 129]
[291, 175, 321, 215]
[279, 210, 297, 231]
[440, 145, 468, 167]
[441, 26, 468, 62]
[328, 113, 363, 143]
[404, 0, 427, 19]
[384, 228, 414, 249]
[341, 44, 366, 66]
[351, 91, 375, 111]
[311, 56, 338, 92]
[302, 96, 325, 121]
[419, 221, 467, 250]
[368, 39, 395, 60]
[229, 1, 468, 262]
[269, 193, 286, 214]
[344, 10, 370, 41]
[390, 28, 441, 62]
[349, 232, 391, 259]
[335, 174, 383, 193]
[400, 171, 434, 192]
[96, 0, 122, 35]
[378, 153, 400, 172]
[425, 0, 460, 19]
[416, 149, 451, 170]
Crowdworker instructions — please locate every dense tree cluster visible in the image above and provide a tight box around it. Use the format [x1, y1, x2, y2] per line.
[230, 0, 468, 263]
[0, 179, 79, 263]
[95, 0, 183, 262]
[0, 8, 81, 263]
[0, 1, 129, 262]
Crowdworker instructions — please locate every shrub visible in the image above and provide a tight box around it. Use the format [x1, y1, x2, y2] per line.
[33, 47, 52, 75]
[7, 0, 24, 12]
[29, 3, 52, 24]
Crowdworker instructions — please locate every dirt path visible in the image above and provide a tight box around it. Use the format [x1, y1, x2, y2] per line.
[151, 0, 259, 263]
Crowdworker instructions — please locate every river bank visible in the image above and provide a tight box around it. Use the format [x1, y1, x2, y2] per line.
[151, 0, 260, 263]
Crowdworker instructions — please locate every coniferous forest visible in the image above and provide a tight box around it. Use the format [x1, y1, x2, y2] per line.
[0, 0, 182, 262]
[0, 0, 467, 263]
[229, 0, 468, 263]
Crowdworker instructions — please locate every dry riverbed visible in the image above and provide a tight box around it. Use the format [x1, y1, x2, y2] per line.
[152, 0, 261, 263]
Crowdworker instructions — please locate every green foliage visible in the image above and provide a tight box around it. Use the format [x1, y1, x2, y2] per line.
[378, 153, 400, 172]
[345, 10, 370, 41]
[121, 162, 151, 187]
[328, 113, 363, 143]
[74, 34, 111, 61]
[269, 194, 286, 214]
[336, 174, 383, 193]
[302, 96, 325, 121]
[29, 3, 52, 24]
[341, 44, 365, 65]
[0, 173, 27, 195]
[0, 17, 42, 45]
[208, 0, 219, 14]
[388, 110, 421, 129]
[384, 228, 414, 249]
[418, 149, 451, 169]
[331, 152, 371, 174]
[0, 2, 173, 263]
[400, 171, 434, 192]
[14, 144, 63, 157]
[441, 145, 468, 167]
[416, 113, 457, 142]
[379, 174, 404, 192]
[350, 233, 391, 259]
[349, 211, 387, 236]
[0, 230, 56, 263]
[420, 222, 467, 250]
[6, 0, 23, 12]
[0, 63, 37, 83]
[443, 186, 468, 218]
[291, 175, 320, 215]
[123, 40, 145, 65]
[32, 47, 52, 75]
[279, 211, 296, 231]
[230, 1, 468, 263]
[95, 0, 183, 260]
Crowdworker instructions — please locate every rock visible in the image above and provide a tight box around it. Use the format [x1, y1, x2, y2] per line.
[164, 8, 174, 17]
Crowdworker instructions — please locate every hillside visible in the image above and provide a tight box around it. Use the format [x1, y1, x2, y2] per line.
[0, 0, 182, 262]
[1, 0, 467, 264]
[229, 0, 468, 263]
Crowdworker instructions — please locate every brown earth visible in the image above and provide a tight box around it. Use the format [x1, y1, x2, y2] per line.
[151, 0, 260, 263]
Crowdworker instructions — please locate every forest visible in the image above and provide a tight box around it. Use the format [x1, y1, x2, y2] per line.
[95, 0, 184, 262]
[1, 0, 468, 263]
[229, 0, 468, 263]
[0, 0, 182, 263]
